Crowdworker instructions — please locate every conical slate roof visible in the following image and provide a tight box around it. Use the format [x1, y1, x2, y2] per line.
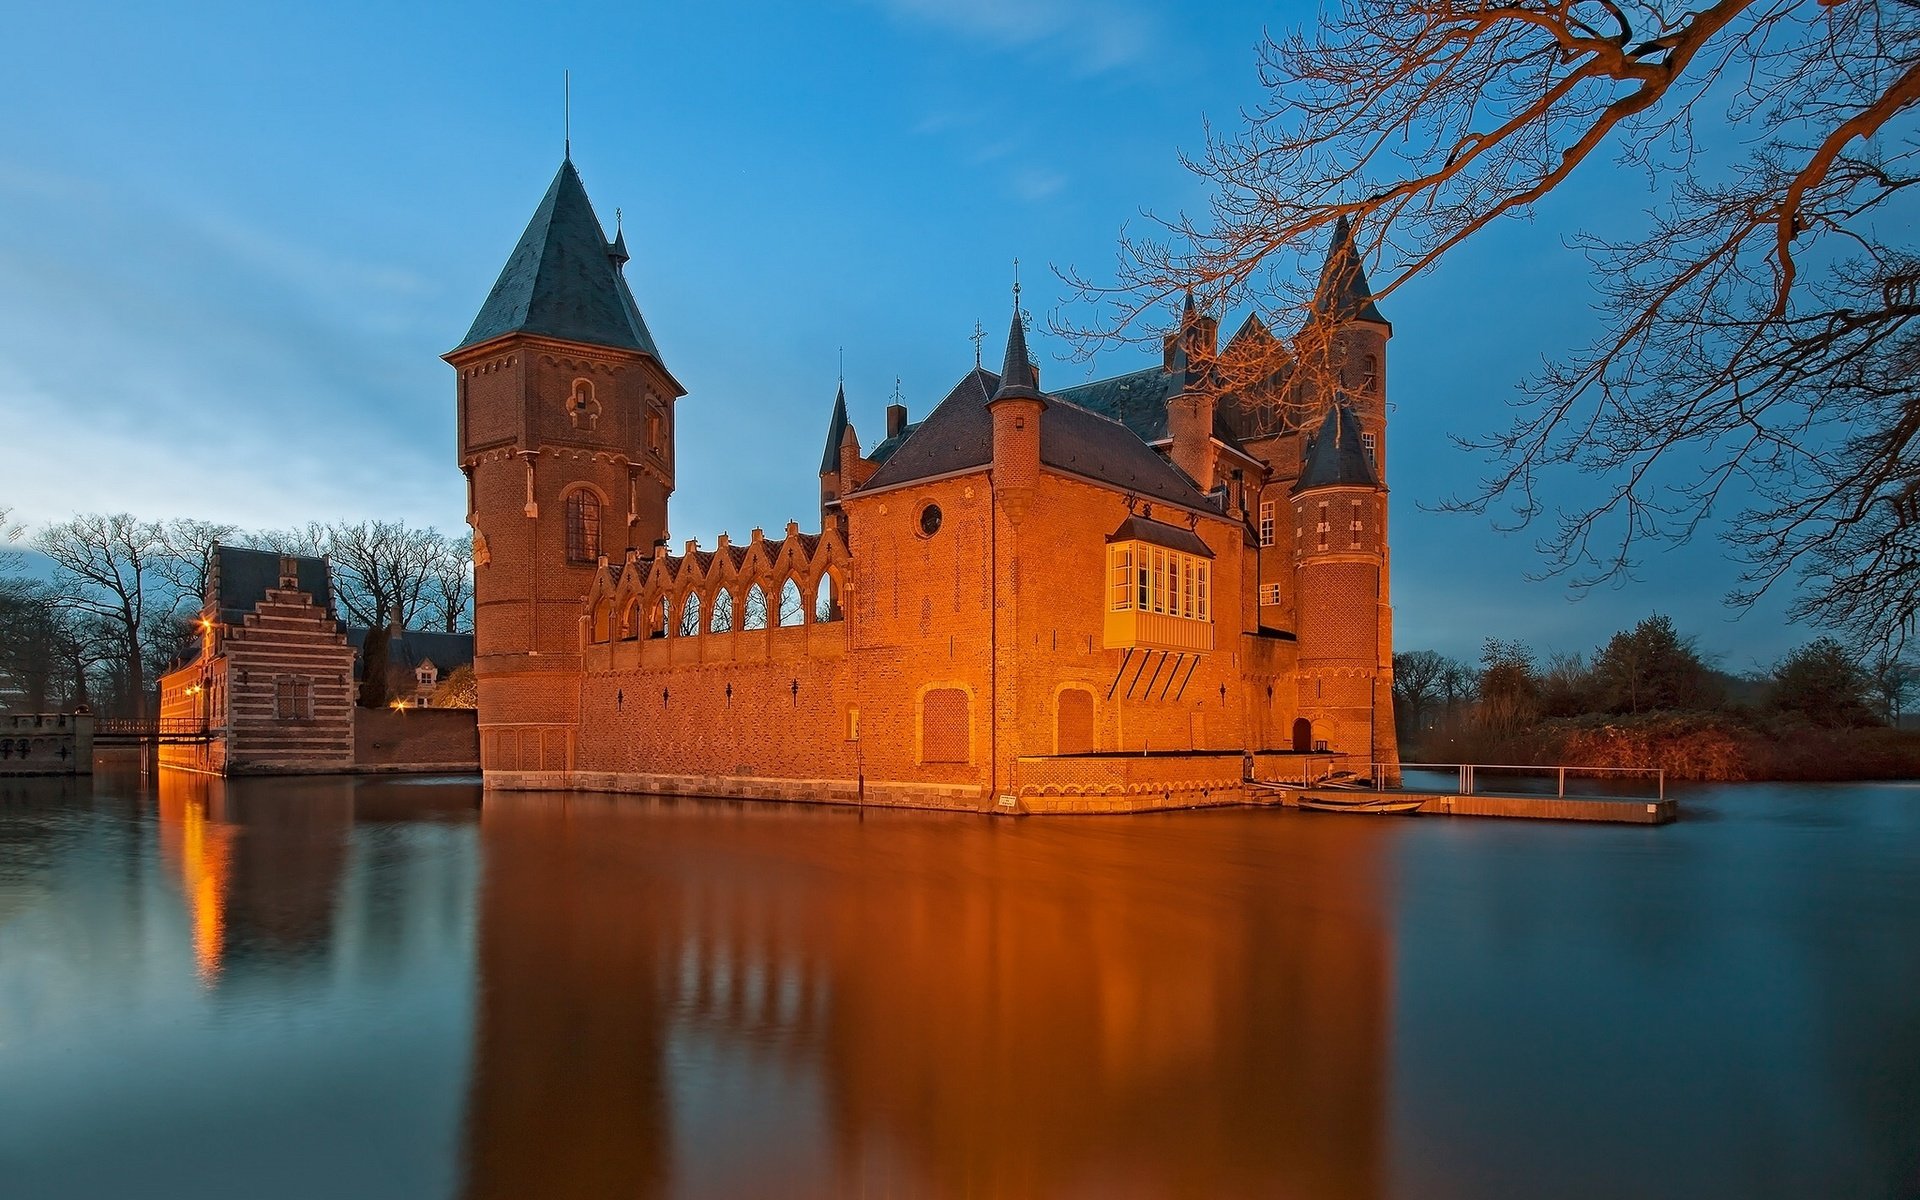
[457, 160, 664, 359]
[991, 306, 1044, 403]
[1293, 403, 1379, 492]
[819, 383, 850, 475]
[1311, 214, 1387, 327]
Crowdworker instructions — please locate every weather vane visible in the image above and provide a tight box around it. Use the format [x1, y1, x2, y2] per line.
[970, 320, 986, 366]
[890, 377, 904, 404]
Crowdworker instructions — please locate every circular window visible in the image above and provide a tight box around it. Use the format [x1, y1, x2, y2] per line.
[918, 504, 943, 538]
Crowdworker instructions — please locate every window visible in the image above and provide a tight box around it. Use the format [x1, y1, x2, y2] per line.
[565, 489, 601, 563]
[779, 579, 805, 626]
[1361, 353, 1379, 394]
[679, 592, 702, 637]
[1259, 582, 1283, 606]
[922, 688, 970, 763]
[1056, 689, 1096, 755]
[274, 675, 312, 721]
[1317, 502, 1330, 552]
[742, 584, 768, 631]
[1104, 540, 1214, 651]
[709, 589, 734, 633]
[814, 573, 838, 623]
[1361, 430, 1377, 460]
[646, 410, 663, 453]
[918, 503, 943, 537]
[1258, 500, 1275, 547]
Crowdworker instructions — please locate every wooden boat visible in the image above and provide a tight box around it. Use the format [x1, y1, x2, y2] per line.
[1296, 792, 1424, 815]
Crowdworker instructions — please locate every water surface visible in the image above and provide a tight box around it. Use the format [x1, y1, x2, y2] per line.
[1, 768, 1916, 1199]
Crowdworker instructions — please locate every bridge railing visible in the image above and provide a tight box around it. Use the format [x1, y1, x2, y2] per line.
[94, 718, 212, 741]
[1396, 761, 1665, 802]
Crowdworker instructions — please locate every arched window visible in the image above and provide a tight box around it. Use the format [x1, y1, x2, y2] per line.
[620, 597, 641, 640]
[779, 578, 804, 627]
[678, 592, 702, 637]
[1361, 353, 1379, 394]
[814, 572, 838, 623]
[1056, 689, 1096, 755]
[565, 489, 601, 563]
[742, 585, 768, 631]
[591, 601, 611, 643]
[709, 589, 734, 633]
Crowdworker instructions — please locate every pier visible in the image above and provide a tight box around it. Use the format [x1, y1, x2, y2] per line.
[1249, 761, 1677, 825]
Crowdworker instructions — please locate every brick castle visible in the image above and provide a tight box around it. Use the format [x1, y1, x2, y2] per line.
[452, 158, 1398, 813]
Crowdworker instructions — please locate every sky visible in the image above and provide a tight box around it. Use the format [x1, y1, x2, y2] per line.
[0, 0, 1811, 669]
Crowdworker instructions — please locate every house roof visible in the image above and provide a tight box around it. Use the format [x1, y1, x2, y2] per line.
[455, 159, 667, 362]
[344, 627, 476, 680]
[1294, 404, 1379, 492]
[209, 545, 333, 626]
[1054, 366, 1238, 445]
[1106, 514, 1214, 558]
[857, 365, 1217, 511]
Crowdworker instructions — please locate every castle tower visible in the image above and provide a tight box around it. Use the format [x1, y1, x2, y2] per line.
[446, 158, 686, 778]
[1165, 292, 1220, 494]
[1302, 215, 1391, 476]
[1291, 404, 1398, 779]
[987, 302, 1046, 524]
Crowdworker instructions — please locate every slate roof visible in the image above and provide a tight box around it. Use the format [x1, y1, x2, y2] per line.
[210, 545, 334, 626]
[857, 365, 1216, 511]
[456, 159, 666, 361]
[991, 309, 1044, 402]
[1294, 404, 1379, 492]
[820, 383, 850, 475]
[345, 627, 476, 680]
[1054, 366, 1238, 445]
[1105, 514, 1213, 558]
[1312, 215, 1387, 327]
[868, 421, 921, 464]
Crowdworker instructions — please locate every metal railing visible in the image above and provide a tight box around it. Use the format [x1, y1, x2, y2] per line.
[1255, 756, 1666, 802]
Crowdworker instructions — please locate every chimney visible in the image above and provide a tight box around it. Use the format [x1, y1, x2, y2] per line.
[887, 403, 907, 438]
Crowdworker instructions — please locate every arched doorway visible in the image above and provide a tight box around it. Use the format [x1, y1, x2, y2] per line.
[1292, 718, 1313, 753]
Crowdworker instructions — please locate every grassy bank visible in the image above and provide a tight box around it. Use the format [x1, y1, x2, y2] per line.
[1408, 712, 1920, 782]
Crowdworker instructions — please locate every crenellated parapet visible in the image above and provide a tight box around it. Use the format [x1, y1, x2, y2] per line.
[584, 520, 852, 646]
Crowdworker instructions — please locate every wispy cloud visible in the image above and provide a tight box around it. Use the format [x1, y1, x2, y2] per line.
[866, 0, 1156, 74]
[1012, 168, 1067, 203]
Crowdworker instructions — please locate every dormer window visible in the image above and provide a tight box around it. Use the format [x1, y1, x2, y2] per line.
[1104, 517, 1214, 653]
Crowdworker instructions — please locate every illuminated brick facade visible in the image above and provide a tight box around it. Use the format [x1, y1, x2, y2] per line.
[456, 160, 1399, 812]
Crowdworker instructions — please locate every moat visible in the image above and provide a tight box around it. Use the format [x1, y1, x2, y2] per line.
[2, 767, 1917, 1199]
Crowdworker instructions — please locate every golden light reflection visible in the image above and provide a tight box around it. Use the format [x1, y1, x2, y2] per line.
[155, 771, 232, 987]
[462, 798, 1395, 1199]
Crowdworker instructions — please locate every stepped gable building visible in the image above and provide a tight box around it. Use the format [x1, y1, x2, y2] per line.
[158, 546, 357, 775]
[453, 159, 1398, 813]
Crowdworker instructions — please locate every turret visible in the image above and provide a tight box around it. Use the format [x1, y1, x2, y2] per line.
[446, 157, 685, 777]
[1303, 215, 1390, 475]
[1290, 404, 1397, 778]
[1165, 291, 1220, 493]
[987, 301, 1047, 523]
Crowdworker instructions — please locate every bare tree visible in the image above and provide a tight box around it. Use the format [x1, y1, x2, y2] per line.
[421, 533, 475, 634]
[1393, 648, 1450, 730]
[152, 518, 238, 613]
[261, 520, 440, 629]
[34, 514, 162, 717]
[1071, 0, 1920, 648]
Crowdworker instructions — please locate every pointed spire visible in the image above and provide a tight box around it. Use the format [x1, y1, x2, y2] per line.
[1312, 214, 1387, 326]
[457, 159, 664, 361]
[819, 381, 851, 475]
[991, 300, 1044, 403]
[1293, 403, 1379, 493]
[607, 227, 630, 268]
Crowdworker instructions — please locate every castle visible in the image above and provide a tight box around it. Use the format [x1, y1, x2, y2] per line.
[451, 159, 1397, 813]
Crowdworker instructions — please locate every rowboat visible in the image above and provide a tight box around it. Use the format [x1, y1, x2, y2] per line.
[1295, 792, 1424, 815]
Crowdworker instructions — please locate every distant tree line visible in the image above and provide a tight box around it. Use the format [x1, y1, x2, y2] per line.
[1394, 615, 1920, 780]
[0, 504, 473, 718]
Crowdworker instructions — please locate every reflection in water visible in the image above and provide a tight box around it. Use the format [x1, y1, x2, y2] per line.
[5, 775, 1920, 1198]
[0, 767, 480, 1200]
[462, 797, 1395, 1199]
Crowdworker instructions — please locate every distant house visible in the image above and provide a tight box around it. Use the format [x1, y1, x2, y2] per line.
[157, 546, 355, 775]
[344, 625, 475, 705]
[158, 545, 478, 775]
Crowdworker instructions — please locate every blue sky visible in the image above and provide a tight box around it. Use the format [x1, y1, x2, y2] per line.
[0, 0, 1806, 668]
